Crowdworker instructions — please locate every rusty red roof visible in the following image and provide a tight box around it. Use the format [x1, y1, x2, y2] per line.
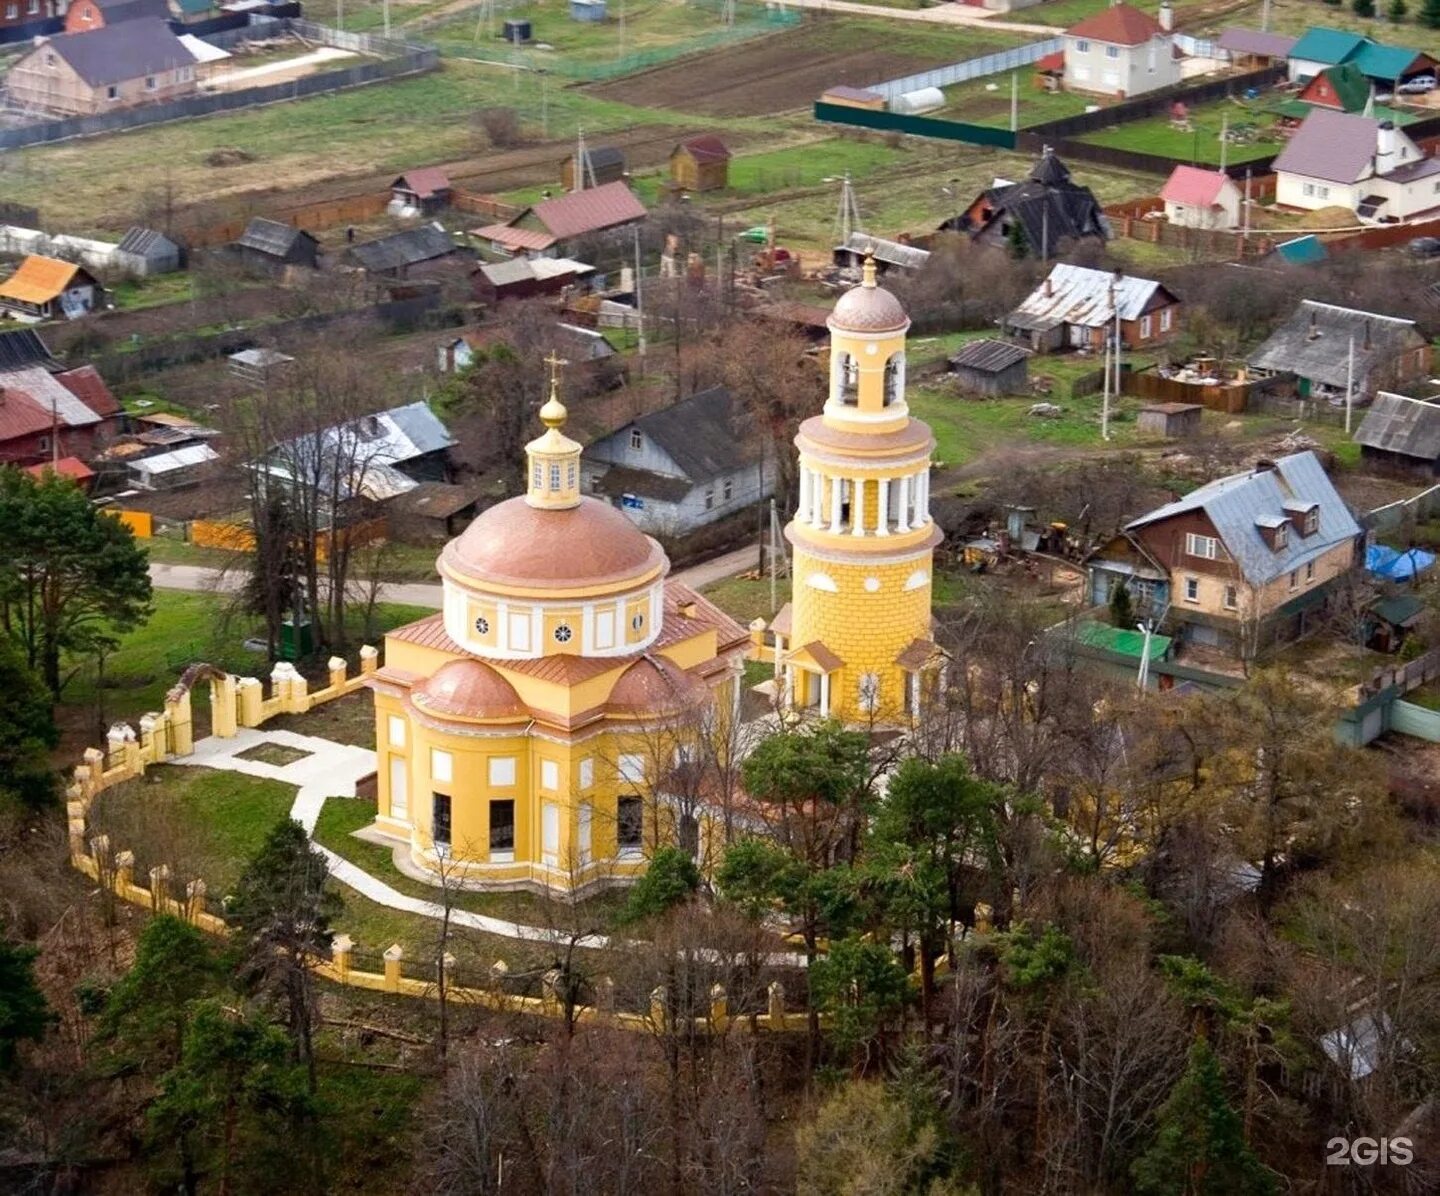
[56, 365, 120, 419]
[1036, 50, 1065, 72]
[531, 181, 647, 240]
[679, 135, 731, 163]
[393, 167, 451, 199]
[1067, 2, 1163, 45]
[0, 386, 54, 445]
[24, 456, 93, 482]
[472, 223, 557, 252]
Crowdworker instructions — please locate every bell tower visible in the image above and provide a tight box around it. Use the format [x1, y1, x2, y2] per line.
[774, 257, 942, 723]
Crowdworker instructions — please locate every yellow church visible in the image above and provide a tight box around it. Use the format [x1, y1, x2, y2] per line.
[768, 257, 943, 723]
[368, 367, 750, 896]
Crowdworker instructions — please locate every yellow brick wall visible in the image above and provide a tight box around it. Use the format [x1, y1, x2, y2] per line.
[790, 548, 933, 722]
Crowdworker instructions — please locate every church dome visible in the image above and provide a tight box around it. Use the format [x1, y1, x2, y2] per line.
[412, 659, 526, 721]
[607, 655, 707, 715]
[829, 259, 909, 334]
[441, 495, 666, 592]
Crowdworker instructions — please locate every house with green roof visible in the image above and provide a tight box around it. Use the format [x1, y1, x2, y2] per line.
[1288, 27, 1370, 80]
[1286, 25, 1435, 89]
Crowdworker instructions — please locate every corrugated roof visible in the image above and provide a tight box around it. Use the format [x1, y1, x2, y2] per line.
[1354, 391, 1440, 459]
[1289, 26, 1369, 67]
[472, 223, 557, 252]
[347, 223, 457, 273]
[56, 365, 120, 419]
[1306, 62, 1371, 112]
[1071, 620, 1172, 660]
[1248, 300, 1423, 388]
[822, 85, 883, 102]
[624, 386, 757, 483]
[678, 135, 730, 163]
[0, 328, 56, 372]
[839, 231, 929, 270]
[131, 443, 219, 475]
[393, 167, 450, 199]
[1009, 263, 1169, 329]
[1274, 234, 1327, 264]
[1066, 2, 1162, 46]
[1217, 27, 1296, 58]
[1350, 41, 1429, 82]
[1160, 164, 1232, 207]
[950, 338, 1030, 373]
[1128, 451, 1360, 586]
[1272, 108, 1383, 183]
[0, 256, 85, 305]
[0, 387, 56, 444]
[0, 365, 103, 428]
[43, 20, 195, 88]
[530, 181, 647, 240]
[24, 456, 93, 482]
[233, 217, 314, 258]
[117, 226, 177, 256]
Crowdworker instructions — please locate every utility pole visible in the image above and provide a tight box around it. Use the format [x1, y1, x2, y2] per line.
[633, 226, 646, 360]
[1101, 330, 1111, 442]
[1219, 114, 1228, 173]
[541, 72, 548, 137]
[1345, 334, 1356, 434]
[383, 0, 390, 37]
[769, 499, 779, 615]
[1010, 71, 1018, 133]
[1242, 167, 1251, 242]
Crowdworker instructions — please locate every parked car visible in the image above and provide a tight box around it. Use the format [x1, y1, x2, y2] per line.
[1407, 236, 1440, 257]
[1398, 74, 1437, 94]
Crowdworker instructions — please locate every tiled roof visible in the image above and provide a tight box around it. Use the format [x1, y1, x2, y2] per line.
[1160, 164, 1232, 207]
[0, 256, 85, 305]
[1067, 2, 1162, 46]
[393, 167, 451, 199]
[530, 181, 647, 240]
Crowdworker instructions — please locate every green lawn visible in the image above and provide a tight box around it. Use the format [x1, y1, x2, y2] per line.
[1020, 0, 1162, 25]
[701, 575, 783, 625]
[939, 77, 1092, 130]
[1077, 100, 1284, 167]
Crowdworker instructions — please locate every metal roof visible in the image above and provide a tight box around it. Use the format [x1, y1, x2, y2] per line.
[130, 443, 219, 475]
[529, 181, 647, 240]
[1354, 391, 1440, 459]
[0, 365, 103, 428]
[612, 386, 756, 483]
[1009, 263, 1169, 329]
[839, 231, 930, 270]
[0, 328, 56, 372]
[1217, 27, 1296, 58]
[1071, 620, 1172, 661]
[1272, 108, 1385, 183]
[42, 20, 195, 88]
[117, 226, 177, 257]
[564, 145, 624, 171]
[1160, 165, 1233, 207]
[950, 338, 1030, 373]
[1350, 41, 1429, 81]
[392, 167, 450, 199]
[1288, 26, 1369, 67]
[1247, 300, 1423, 388]
[233, 217, 316, 258]
[1127, 451, 1360, 587]
[677, 135, 731, 163]
[347, 223, 457, 273]
[1066, 2, 1163, 46]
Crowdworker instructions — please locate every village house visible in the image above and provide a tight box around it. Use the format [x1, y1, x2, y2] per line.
[1286, 25, 1435, 90]
[63, 0, 169, 34]
[949, 339, 1030, 396]
[1353, 392, 1440, 479]
[7, 20, 198, 115]
[1085, 451, 1362, 656]
[1160, 165, 1243, 229]
[1216, 27, 1296, 69]
[942, 148, 1108, 255]
[1272, 110, 1440, 222]
[0, 255, 104, 321]
[0, 330, 121, 465]
[0, 0, 61, 42]
[1002, 263, 1180, 353]
[581, 386, 774, 537]
[345, 224, 460, 279]
[560, 145, 625, 191]
[389, 168, 451, 216]
[1060, 1, 1181, 99]
[669, 135, 731, 193]
[472, 181, 647, 258]
[228, 218, 320, 274]
[472, 257, 594, 305]
[1247, 300, 1430, 404]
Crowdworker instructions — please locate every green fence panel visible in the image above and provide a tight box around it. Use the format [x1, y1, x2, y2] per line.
[813, 102, 1017, 151]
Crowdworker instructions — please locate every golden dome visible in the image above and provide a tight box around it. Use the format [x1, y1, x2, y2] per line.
[829, 254, 909, 334]
[607, 655, 707, 715]
[411, 659, 525, 721]
[442, 496, 665, 591]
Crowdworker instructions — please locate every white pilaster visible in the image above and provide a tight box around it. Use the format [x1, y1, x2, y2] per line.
[820, 672, 831, 717]
[876, 477, 890, 536]
[830, 475, 843, 534]
[919, 471, 930, 524]
[852, 479, 865, 537]
[897, 475, 911, 533]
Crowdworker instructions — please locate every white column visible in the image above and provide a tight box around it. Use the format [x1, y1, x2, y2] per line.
[829, 475, 843, 534]
[852, 478, 865, 537]
[897, 475, 911, 533]
[876, 477, 890, 536]
[812, 473, 826, 529]
[796, 466, 810, 524]
[921, 471, 930, 524]
[820, 672, 831, 717]
[910, 672, 920, 717]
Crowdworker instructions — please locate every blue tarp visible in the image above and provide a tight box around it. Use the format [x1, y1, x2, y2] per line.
[1366, 544, 1436, 581]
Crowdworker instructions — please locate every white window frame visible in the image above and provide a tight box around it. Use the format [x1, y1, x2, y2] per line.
[1160, 307, 1173, 332]
[1185, 533, 1221, 560]
[507, 610, 531, 652]
[1223, 584, 1238, 611]
[431, 749, 453, 785]
[578, 756, 594, 790]
[488, 756, 517, 787]
[1140, 314, 1152, 339]
[1106, 44, 1119, 59]
[388, 756, 409, 820]
[629, 427, 643, 451]
[1076, 39, 1090, 52]
[1184, 576, 1200, 603]
[595, 608, 616, 650]
[1274, 522, 1289, 549]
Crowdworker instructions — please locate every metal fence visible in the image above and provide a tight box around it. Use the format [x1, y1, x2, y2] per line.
[813, 101, 1016, 150]
[0, 18, 437, 151]
[864, 38, 1063, 102]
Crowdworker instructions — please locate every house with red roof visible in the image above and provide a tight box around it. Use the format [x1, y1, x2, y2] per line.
[1063, 1, 1181, 99]
[0, 362, 121, 466]
[472, 180, 647, 258]
[1160, 165, 1242, 228]
[390, 168, 451, 215]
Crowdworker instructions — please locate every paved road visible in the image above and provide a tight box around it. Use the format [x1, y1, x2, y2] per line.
[148, 543, 761, 608]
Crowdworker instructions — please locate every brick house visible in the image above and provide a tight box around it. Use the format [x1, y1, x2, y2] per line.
[64, 0, 170, 34]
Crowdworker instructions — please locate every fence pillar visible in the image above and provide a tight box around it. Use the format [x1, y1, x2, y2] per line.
[270, 662, 295, 710]
[186, 878, 207, 923]
[148, 865, 171, 913]
[359, 645, 379, 675]
[327, 656, 347, 691]
[488, 959, 509, 995]
[383, 943, 404, 993]
[211, 674, 239, 737]
[767, 980, 785, 1024]
[108, 723, 140, 778]
[709, 983, 729, 1032]
[332, 934, 353, 983]
[67, 800, 88, 860]
[114, 849, 135, 892]
[138, 713, 159, 764]
[236, 676, 263, 728]
[165, 686, 194, 756]
[87, 833, 110, 875]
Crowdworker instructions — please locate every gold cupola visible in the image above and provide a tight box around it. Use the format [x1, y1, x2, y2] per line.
[526, 353, 582, 510]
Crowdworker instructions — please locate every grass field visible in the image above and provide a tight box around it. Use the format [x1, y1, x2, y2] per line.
[1019, 0, 1162, 25]
[1076, 97, 1283, 166]
[939, 77, 1092, 130]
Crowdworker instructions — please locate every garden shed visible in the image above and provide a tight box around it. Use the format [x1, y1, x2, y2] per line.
[949, 339, 1030, 396]
[115, 226, 181, 276]
[561, 145, 626, 191]
[1136, 402, 1203, 438]
[669, 136, 731, 193]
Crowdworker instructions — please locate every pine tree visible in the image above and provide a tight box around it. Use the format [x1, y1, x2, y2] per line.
[622, 845, 700, 924]
[0, 639, 57, 812]
[1353, 0, 1377, 16]
[1389, 0, 1408, 21]
[1132, 1039, 1274, 1195]
[1423, 0, 1440, 26]
[0, 934, 50, 1070]
[1007, 219, 1030, 260]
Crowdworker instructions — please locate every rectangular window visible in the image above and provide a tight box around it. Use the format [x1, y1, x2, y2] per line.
[567, 461, 576, 489]
[1318, 185, 1329, 200]
[617, 796, 643, 854]
[542, 802, 559, 866]
[532, 462, 542, 488]
[1289, 569, 1299, 590]
[595, 609, 615, 649]
[388, 756, 408, 820]
[549, 462, 561, 490]
[1106, 44, 1119, 58]
[1223, 585, 1238, 610]
[1160, 307, 1173, 332]
[1076, 39, 1090, 52]
[1140, 314, 1152, 339]
[540, 759, 559, 791]
[722, 478, 733, 501]
[704, 488, 715, 510]
[1184, 577, 1200, 603]
[106, 85, 118, 101]
[1306, 560, 1315, 582]
[145, 75, 156, 91]
[488, 756, 516, 787]
[618, 753, 645, 784]
[1304, 508, 1319, 535]
[1185, 533, 1221, 560]
[433, 793, 452, 849]
[27, 0, 37, 12]
[431, 749, 453, 784]
[1274, 523, 1289, 549]
[579, 756, 594, 790]
[387, 715, 406, 747]
[489, 799, 514, 855]
[6, 5, 19, 19]
[507, 611, 531, 652]
[629, 428, 643, 451]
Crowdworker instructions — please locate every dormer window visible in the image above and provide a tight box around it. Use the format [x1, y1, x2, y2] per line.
[1304, 508, 1318, 534]
[1274, 522, 1288, 549]
[1284, 500, 1320, 536]
[1255, 514, 1289, 551]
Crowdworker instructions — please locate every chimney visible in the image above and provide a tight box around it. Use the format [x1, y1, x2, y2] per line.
[1377, 120, 1398, 172]
[1254, 458, 1277, 474]
[1363, 319, 1373, 351]
[1307, 308, 1320, 340]
[1158, 1, 1174, 32]
[1044, 274, 1054, 297]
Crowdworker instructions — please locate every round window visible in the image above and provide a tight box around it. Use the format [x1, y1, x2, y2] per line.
[554, 624, 574, 643]
[631, 612, 645, 631]
[474, 615, 490, 635]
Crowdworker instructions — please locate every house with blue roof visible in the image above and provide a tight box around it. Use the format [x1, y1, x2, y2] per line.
[1287, 25, 1435, 88]
[1085, 452, 1362, 657]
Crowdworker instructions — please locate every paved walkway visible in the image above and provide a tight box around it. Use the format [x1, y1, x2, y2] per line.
[148, 543, 760, 609]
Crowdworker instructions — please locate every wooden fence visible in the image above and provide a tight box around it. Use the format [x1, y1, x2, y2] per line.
[188, 517, 388, 562]
[451, 189, 520, 223]
[1106, 212, 1275, 259]
[1123, 369, 1283, 414]
[177, 191, 391, 249]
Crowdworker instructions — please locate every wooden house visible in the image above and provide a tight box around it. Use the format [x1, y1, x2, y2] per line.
[1003, 264, 1180, 353]
[0, 255, 104, 321]
[561, 146, 625, 191]
[669, 136, 731, 193]
[950, 339, 1030, 396]
[229, 218, 320, 273]
[389, 168, 451, 215]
